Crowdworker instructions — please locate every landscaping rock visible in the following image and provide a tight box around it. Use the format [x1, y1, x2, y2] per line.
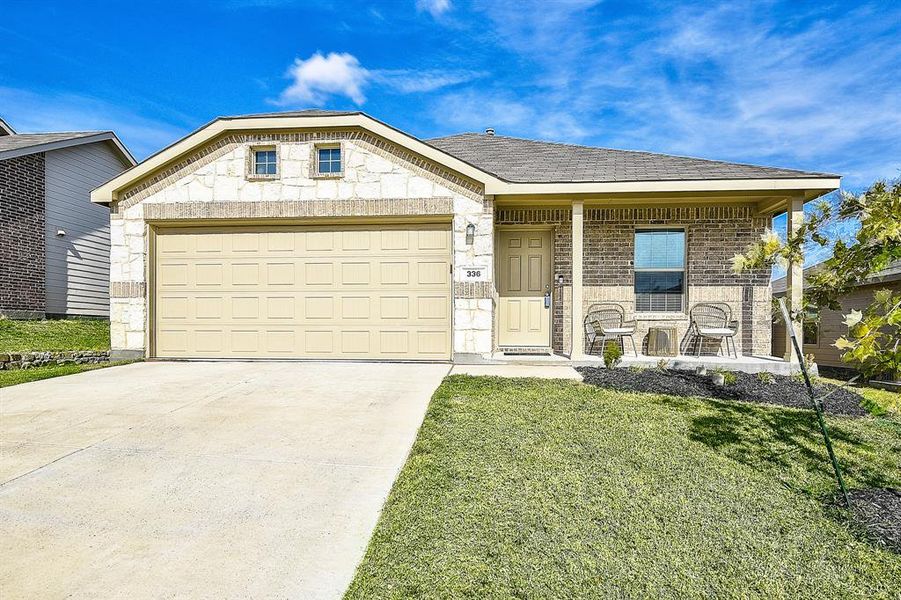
[577, 367, 869, 417]
[0, 350, 110, 371]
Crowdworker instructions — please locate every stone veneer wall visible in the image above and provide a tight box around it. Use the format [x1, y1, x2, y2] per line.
[109, 130, 494, 359]
[496, 205, 773, 357]
[0, 153, 46, 317]
[0, 350, 110, 370]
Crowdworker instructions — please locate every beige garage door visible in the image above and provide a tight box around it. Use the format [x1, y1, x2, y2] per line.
[153, 224, 451, 360]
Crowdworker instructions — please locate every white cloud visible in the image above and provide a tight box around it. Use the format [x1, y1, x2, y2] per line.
[278, 52, 370, 105]
[459, 1, 901, 187]
[416, 0, 452, 18]
[431, 91, 590, 141]
[0, 86, 185, 160]
[275, 52, 481, 106]
[372, 69, 484, 94]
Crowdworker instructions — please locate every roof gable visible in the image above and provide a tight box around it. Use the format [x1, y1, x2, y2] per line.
[0, 130, 136, 166]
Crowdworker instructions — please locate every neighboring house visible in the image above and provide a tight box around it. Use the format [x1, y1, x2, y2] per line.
[90, 110, 839, 361]
[772, 260, 901, 371]
[0, 118, 135, 318]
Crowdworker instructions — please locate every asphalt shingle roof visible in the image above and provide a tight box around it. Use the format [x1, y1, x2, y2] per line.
[0, 131, 107, 155]
[427, 132, 836, 183]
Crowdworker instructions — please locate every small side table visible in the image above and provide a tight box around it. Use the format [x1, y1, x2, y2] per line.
[647, 326, 678, 356]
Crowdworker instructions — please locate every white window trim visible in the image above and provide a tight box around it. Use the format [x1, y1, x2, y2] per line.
[311, 142, 344, 179]
[634, 226, 687, 315]
[246, 144, 280, 180]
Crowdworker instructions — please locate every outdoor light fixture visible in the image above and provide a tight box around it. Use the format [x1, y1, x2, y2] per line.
[465, 223, 475, 245]
[556, 274, 564, 286]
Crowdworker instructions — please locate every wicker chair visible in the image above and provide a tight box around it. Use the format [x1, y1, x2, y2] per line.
[689, 302, 739, 358]
[584, 303, 637, 357]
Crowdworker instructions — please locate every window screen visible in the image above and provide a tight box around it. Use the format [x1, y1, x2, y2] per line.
[634, 229, 685, 312]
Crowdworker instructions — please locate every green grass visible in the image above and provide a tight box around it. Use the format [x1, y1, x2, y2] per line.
[0, 318, 109, 353]
[347, 376, 901, 599]
[0, 361, 132, 388]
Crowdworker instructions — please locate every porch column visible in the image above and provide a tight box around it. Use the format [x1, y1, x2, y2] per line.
[571, 200, 585, 359]
[784, 194, 804, 362]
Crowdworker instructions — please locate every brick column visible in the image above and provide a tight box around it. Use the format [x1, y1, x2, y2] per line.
[784, 195, 804, 362]
[571, 200, 584, 359]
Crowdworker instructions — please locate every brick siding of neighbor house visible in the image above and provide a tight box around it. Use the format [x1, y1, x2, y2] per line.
[496, 205, 773, 357]
[0, 153, 46, 317]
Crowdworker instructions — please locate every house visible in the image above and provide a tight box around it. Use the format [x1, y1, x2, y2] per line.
[0, 118, 135, 318]
[772, 260, 901, 372]
[90, 110, 839, 363]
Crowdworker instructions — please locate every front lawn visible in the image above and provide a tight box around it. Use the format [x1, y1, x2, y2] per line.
[820, 378, 901, 420]
[0, 361, 131, 388]
[0, 318, 109, 352]
[347, 376, 901, 599]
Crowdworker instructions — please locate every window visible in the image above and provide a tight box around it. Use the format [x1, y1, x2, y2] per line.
[634, 229, 685, 312]
[803, 310, 819, 346]
[249, 147, 278, 177]
[316, 146, 342, 175]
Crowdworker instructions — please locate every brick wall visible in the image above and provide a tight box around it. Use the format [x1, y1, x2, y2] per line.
[496, 205, 773, 356]
[0, 154, 46, 316]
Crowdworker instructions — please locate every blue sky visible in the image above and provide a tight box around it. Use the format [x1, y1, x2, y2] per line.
[2, 0, 899, 191]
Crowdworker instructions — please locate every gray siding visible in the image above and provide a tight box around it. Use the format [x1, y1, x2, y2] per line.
[44, 142, 128, 316]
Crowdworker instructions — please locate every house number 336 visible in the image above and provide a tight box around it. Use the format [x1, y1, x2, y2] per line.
[460, 266, 488, 281]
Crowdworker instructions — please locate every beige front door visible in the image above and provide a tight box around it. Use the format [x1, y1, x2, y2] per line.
[497, 229, 552, 347]
[153, 224, 451, 360]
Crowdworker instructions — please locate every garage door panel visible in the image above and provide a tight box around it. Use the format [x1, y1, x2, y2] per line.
[154, 225, 451, 360]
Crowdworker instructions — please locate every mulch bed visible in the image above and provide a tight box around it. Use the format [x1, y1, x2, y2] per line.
[835, 488, 901, 554]
[576, 366, 868, 417]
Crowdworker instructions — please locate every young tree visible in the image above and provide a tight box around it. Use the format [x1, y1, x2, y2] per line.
[732, 180, 901, 379]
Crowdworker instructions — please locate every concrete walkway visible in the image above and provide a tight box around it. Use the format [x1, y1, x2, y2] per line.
[0, 361, 449, 599]
[450, 364, 582, 379]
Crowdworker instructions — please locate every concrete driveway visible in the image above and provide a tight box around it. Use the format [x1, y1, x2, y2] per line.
[0, 361, 448, 599]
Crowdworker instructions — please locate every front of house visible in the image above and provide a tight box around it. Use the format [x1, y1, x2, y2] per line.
[91, 110, 839, 363]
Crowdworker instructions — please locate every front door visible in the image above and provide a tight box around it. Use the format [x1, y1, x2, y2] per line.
[497, 229, 552, 347]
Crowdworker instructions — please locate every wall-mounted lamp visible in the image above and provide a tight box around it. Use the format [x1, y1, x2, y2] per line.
[56, 229, 66, 237]
[465, 223, 475, 245]
[556, 274, 564, 286]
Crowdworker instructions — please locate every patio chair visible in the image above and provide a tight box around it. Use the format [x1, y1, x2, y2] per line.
[689, 302, 739, 358]
[584, 303, 637, 357]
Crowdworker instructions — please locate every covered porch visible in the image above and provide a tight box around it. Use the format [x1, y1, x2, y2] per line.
[489, 190, 819, 374]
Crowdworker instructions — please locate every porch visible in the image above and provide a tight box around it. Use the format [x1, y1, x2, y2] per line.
[489, 194, 812, 368]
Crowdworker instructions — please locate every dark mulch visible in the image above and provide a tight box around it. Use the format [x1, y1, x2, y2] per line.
[576, 366, 868, 417]
[835, 488, 901, 554]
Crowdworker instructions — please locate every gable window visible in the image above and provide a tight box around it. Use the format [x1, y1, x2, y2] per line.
[247, 145, 278, 179]
[254, 149, 277, 175]
[634, 229, 685, 312]
[315, 145, 342, 176]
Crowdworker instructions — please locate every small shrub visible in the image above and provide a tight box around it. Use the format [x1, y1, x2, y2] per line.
[656, 358, 670, 370]
[628, 365, 645, 374]
[714, 368, 737, 385]
[603, 342, 622, 369]
[756, 371, 775, 384]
